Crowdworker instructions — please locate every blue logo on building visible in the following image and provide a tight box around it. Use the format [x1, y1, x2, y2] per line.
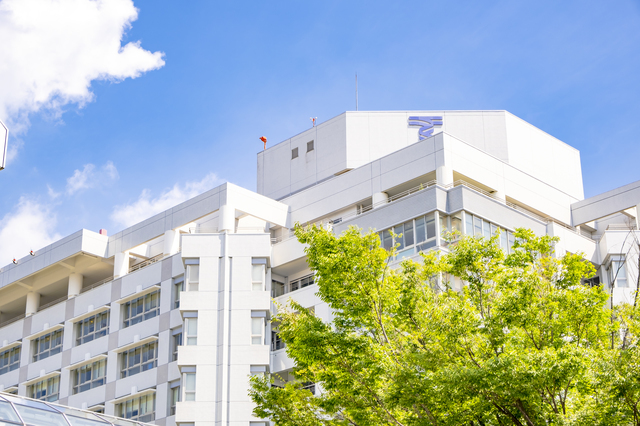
[408, 116, 443, 140]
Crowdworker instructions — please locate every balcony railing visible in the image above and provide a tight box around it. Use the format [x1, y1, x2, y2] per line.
[80, 276, 114, 294]
[0, 313, 25, 329]
[38, 295, 68, 312]
[607, 224, 638, 231]
[129, 254, 163, 273]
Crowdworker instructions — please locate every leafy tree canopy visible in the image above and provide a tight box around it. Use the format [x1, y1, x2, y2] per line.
[250, 225, 640, 426]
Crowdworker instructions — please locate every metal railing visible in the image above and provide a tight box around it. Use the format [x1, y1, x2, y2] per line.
[188, 226, 218, 234]
[0, 313, 25, 329]
[80, 276, 114, 294]
[37, 295, 68, 312]
[129, 254, 163, 273]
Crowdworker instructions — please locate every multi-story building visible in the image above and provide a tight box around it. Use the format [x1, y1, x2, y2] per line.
[0, 110, 639, 425]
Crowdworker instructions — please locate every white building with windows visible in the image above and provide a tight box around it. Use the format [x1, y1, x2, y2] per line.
[0, 110, 639, 425]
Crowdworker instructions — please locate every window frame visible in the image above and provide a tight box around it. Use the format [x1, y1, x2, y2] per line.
[75, 311, 110, 346]
[122, 290, 161, 328]
[117, 393, 155, 423]
[171, 328, 182, 361]
[185, 317, 197, 346]
[183, 372, 196, 401]
[168, 381, 180, 416]
[120, 341, 158, 378]
[32, 329, 63, 362]
[0, 346, 20, 375]
[71, 359, 107, 394]
[28, 375, 60, 402]
[251, 317, 265, 345]
[173, 276, 184, 309]
[306, 140, 314, 152]
[186, 264, 199, 292]
[252, 264, 265, 291]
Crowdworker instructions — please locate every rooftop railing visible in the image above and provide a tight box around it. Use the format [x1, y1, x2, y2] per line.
[37, 295, 68, 312]
[607, 223, 638, 231]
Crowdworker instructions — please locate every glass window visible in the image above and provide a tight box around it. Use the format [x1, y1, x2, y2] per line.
[29, 375, 60, 402]
[173, 276, 184, 309]
[483, 220, 491, 239]
[415, 216, 426, 243]
[465, 212, 473, 235]
[508, 232, 515, 252]
[185, 318, 197, 346]
[307, 141, 314, 152]
[251, 317, 264, 345]
[187, 265, 199, 292]
[123, 291, 160, 328]
[252, 264, 265, 291]
[381, 229, 393, 250]
[0, 346, 20, 375]
[291, 147, 298, 159]
[76, 312, 109, 346]
[117, 393, 155, 423]
[272, 280, 285, 298]
[121, 342, 158, 378]
[169, 383, 180, 416]
[184, 372, 196, 401]
[32, 329, 63, 362]
[393, 223, 405, 250]
[0, 400, 20, 423]
[12, 403, 67, 426]
[451, 213, 462, 234]
[72, 359, 106, 394]
[473, 216, 483, 236]
[271, 330, 285, 351]
[403, 220, 414, 247]
[610, 261, 628, 288]
[171, 329, 182, 362]
[426, 213, 436, 239]
[500, 229, 508, 251]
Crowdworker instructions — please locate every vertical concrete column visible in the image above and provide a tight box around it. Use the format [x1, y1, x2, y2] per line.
[114, 251, 130, 278]
[68, 273, 83, 298]
[219, 204, 235, 233]
[372, 192, 388, 209]
[25, 292, 40, 316]
[163, 229, 179, 257]
[635, 204, 640, 230]
[436, 165, 454, 187]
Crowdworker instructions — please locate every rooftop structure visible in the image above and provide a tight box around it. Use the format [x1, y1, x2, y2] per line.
[0, 110, 638, 425]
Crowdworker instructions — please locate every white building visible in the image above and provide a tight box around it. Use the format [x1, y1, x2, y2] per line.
[0, 110, 638, 425]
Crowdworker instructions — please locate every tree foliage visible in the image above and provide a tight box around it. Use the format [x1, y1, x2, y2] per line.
[249, 225, 640, 425]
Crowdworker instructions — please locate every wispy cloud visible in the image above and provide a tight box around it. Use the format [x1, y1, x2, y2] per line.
[111, 173, 221, 228]
[0, 197, 62, 266]
[0, 0, 165, 139]
[66, 161, 119, 195]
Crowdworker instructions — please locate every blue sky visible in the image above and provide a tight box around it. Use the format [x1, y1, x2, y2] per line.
[1, 0, 639, 262]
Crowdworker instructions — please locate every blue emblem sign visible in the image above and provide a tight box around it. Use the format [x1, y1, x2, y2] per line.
[408, 116, 443, 140]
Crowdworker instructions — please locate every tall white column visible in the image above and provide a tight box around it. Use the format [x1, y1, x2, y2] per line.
[219, 204, 235, 233]
[372, 192, 388, 209]
[436, 165, 454, 186]
[68, 273, 83, 298]
[114, 251, 130, 278]
[636, 204, 640, 230]
[25, 292, 40, 316]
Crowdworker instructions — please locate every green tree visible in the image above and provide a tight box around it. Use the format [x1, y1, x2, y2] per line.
[250, 225, 640, 425]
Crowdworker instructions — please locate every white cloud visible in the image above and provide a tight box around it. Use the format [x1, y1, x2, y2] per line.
[0, 197, 62, 266]
[0, 0, 165, 134]
[66, 161, 119, 195]
[111, 173, 221, 228]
